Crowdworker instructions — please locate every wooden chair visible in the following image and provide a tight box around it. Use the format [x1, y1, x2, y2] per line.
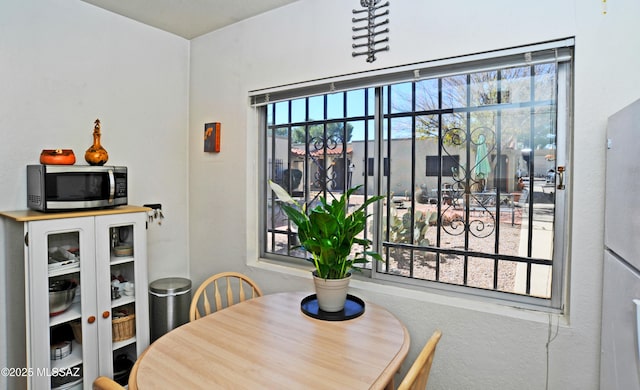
[397, 330, 442, 390]
[92, 376, 124, 390]
[189, 271, 263, 321]
[92, 347, 147, 390]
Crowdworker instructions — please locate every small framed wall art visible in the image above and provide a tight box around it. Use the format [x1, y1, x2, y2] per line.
[204, 122, 221, 153]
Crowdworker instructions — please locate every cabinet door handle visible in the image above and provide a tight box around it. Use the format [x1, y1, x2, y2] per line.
[102, 311, 110, 319]
[88, 316, 96, 324]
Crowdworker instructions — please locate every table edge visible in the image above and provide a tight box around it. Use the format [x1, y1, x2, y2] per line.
[371, 318, 411, 389]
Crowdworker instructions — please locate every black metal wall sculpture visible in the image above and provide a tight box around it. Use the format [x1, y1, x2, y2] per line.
[352, 0, 390, 63]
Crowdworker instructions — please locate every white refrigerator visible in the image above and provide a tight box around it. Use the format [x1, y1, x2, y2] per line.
[601, 98, 640, 389]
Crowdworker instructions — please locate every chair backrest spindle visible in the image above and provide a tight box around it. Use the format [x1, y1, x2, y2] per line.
[226, 276, 234, 305]
[214, 279, 223, 311]
[238, 278, 246, 302]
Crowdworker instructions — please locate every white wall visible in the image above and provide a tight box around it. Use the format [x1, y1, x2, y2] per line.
[189, 0, 640, 388]
[0, 0, 190, 383]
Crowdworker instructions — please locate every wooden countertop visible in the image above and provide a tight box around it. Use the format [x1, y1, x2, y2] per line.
[0, 205, 150, 222]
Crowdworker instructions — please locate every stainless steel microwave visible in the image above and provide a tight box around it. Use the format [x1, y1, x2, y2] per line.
[27, 165, 128, 212]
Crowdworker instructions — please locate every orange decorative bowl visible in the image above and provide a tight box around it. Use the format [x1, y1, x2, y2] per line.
[40, 149, 76, 165]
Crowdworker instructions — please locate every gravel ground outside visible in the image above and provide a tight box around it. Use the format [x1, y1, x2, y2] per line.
[382, 205, 524, 293]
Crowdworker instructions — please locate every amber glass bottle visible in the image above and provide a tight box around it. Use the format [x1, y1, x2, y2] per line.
[85, 119, 109, 166]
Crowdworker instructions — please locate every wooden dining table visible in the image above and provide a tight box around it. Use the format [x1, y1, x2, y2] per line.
[134, 291, 410, 389]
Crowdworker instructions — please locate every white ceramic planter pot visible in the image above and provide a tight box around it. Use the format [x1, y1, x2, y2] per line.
[313, 272, 352, 312]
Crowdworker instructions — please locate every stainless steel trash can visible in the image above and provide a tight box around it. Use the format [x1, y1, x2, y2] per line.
[149, 277, 192, 342]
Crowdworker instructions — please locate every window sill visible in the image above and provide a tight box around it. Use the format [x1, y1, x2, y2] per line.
[250, 257, 568, 326]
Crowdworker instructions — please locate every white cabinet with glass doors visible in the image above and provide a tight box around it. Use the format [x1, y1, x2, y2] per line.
[0, 206, 150, 389]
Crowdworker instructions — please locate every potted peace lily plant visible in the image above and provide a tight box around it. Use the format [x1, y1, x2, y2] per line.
[270, 181, 384, 312]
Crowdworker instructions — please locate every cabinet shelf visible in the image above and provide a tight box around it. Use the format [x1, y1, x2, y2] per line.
[50, 302, 82, 327]
[48, 264, 81, 278]
[112, 336, 136, 351]
[111, 295, 135, 308]
[110, 256, 134, 266]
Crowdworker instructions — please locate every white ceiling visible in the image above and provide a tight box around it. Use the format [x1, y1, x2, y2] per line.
[80, 0, 300, 39]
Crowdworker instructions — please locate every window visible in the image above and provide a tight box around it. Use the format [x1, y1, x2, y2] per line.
[426, 155, 460, 176]
[257, 40, 572, 310]
[368, 157, 389, 176]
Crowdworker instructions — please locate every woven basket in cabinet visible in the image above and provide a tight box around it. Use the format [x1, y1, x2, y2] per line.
[112, 313, 136, 342]
[70, 320, 83, 344]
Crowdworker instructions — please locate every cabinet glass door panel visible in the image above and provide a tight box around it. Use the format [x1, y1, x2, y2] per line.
[27, 216, 97, 389]
[106, 224, 137, 352]
[95, 212, 149, 380]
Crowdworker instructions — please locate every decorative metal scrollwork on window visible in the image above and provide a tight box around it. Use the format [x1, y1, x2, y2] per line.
[352, 0, 390, 63]
[440, 127, 498, 238]
[308, 134, 344, 197]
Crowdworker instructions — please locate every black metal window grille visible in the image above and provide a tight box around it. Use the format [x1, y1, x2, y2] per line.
[260, 45, 571, 309]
